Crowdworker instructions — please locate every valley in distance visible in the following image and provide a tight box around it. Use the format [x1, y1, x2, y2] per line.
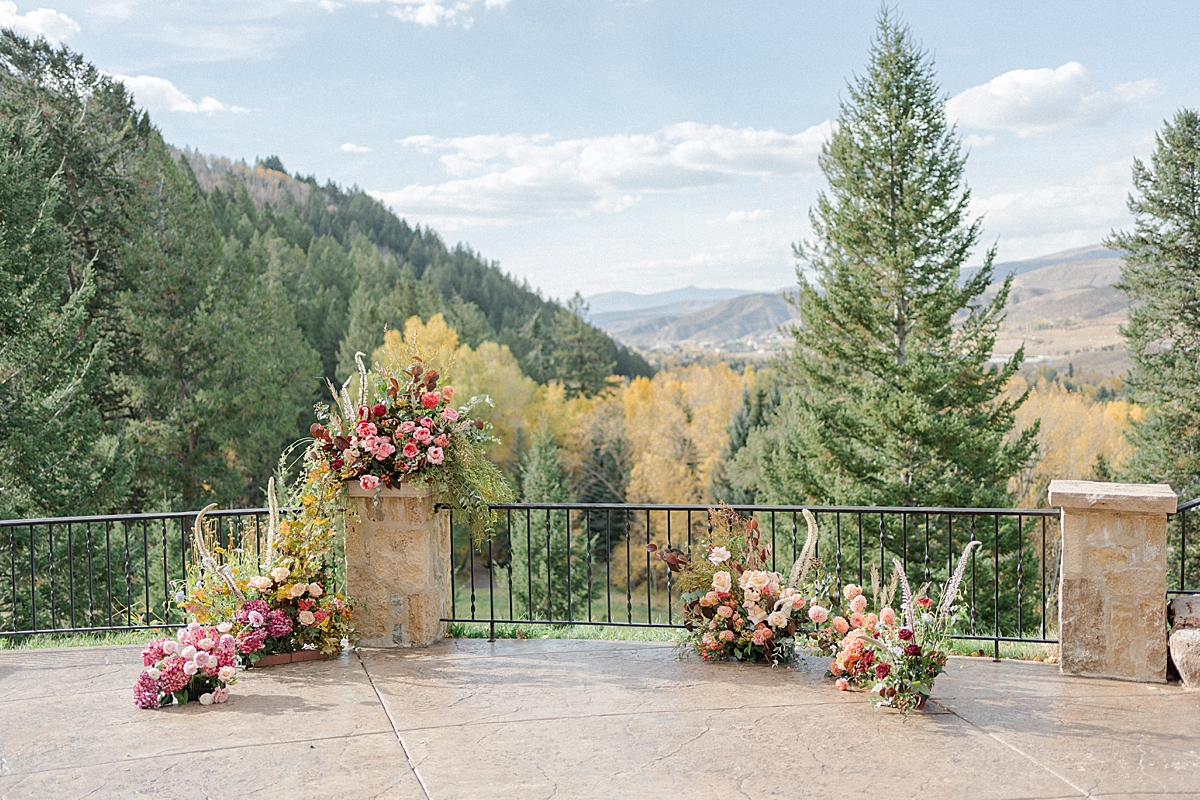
[588, 244, 1130, 378]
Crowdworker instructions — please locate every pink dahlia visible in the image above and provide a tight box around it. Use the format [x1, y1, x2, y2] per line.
[133, 670, 160, 709]
[266, 609, 293, 638]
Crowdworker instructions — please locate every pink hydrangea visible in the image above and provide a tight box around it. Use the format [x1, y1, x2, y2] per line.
[158, 656, 189, 693]
[236, 627, 268, 654]
[266, 609, 293, 638]
[133, 670, 160, 709]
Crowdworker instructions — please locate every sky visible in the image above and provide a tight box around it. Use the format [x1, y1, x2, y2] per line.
[4, 1, 1197, 300]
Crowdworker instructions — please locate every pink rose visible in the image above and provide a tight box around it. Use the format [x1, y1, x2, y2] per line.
[835, 677, 850, 691]
[213, 687, 229, 704]
[427, 446, 445, 465]
[421, 392, 440, 409]
[434, 434, 449, 447]
[400, 420, 416, 434]
[442, 407, 459, 423]
[442, 386, 454, 400]
[419, 416, 433, 428]
[414, 428, 433, 445]
[374, 440, 396, 460]
[355, 421, 377, 438]
[359, 474, 381, 491]
[402, 442, 419, 459]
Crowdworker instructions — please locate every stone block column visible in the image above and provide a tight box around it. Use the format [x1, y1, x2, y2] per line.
[1048, 480, 1176, 682]
[344, 483, 450, 648]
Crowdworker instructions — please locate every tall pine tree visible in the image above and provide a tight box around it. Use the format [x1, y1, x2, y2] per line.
[1107, 109, 1200, 500]
[751, 11, 1036, 507]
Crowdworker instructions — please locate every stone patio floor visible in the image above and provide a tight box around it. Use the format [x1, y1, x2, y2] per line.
[1, 639, 1199, 799]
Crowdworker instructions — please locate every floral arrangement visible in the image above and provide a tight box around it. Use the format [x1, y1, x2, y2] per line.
[309, 352, 513, 542]
[180, 481, 355, 665]
[853, 544, 979, 711]
[133, 622, 238, 709]
[671, 506, 824, 665]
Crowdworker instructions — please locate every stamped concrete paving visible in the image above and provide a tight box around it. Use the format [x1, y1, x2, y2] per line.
[1, 640, 1198, 799]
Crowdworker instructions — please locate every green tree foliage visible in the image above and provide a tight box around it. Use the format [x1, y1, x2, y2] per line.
[0, 31, 319, 512]
[510, 421, 594, 621]
[712, 384, 779, 505]
[547, 294, 617, 398]
[746, 11, 1036, 508]
[1108, 109, 1200, 499]
[0, 114, 130, 518]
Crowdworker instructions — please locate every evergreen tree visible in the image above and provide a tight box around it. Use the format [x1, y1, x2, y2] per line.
[0, 114, 131, 517]
[751, 11, 1036, 507]
[712, 384, 779, 505]
[548, 294, 616, 398]
[1107, 109, 1200, 499]
[510, 421, 594, 622]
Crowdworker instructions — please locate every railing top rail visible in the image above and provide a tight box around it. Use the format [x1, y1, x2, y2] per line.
[1175, 496, 1200, 514]
[0, 507, 297, 528]
[488, 502, 1060, 516]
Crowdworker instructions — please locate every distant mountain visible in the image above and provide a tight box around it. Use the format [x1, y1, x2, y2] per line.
[593, 290, 796, 349]
[586, 286, 755, 315]
[965, 244, 1122, 283]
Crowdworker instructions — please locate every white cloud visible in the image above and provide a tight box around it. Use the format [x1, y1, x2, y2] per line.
[719, 209, 773, 224]
[0, 1, 79, 44]
[947, 63, 1162, 137]
[384, 0, 509, 28]
[963, 134, 996, 149]
[377, 121, 831, 227]
[112, 74, 248, 114]
[973, 159, 1133, 259]
[339, 142, 372, 152]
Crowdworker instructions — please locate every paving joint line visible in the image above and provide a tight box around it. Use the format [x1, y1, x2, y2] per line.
[356, 648, 433, 800]
[929, 698, 1093, 798]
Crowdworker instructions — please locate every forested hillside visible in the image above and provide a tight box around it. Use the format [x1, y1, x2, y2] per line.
[0, 30, 649, 519]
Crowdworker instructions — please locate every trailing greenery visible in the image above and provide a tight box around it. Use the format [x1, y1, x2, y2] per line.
[736, 11, 1036, 509]
[1107, 109, 1200, 500]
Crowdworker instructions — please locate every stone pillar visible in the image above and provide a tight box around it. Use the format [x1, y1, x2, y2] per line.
[1049, 480, 1176, 682]
[344, 483, 450, 648]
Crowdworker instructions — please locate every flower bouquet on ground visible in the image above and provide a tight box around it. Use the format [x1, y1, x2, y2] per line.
[133, 623, 238, 709]
[854, 541, 981, 712]
[181, 483, 355, 667]
[671, 506, 824, 665]
[308, 352, 513, 543]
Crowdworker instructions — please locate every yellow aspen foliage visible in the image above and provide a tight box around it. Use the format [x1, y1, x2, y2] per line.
[1007, 377, 1141, 507]
[623, 363, 747, 504]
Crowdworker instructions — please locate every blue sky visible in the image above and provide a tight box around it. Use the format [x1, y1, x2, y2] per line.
[4, 1, 1197, 300]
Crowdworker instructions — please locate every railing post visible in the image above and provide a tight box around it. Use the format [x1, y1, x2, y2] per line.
[344, 484, 450, 647]
[1049, 480, 1177, 682]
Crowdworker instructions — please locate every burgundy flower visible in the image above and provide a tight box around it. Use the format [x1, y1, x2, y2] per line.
[897, 627, 914, 641]
[372, 403, 387, 417]
[904, 643, 922, 657]
[875, 662, 891, 680]
[236, 627, 268, 654]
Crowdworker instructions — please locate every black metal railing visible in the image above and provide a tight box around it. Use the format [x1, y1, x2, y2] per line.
[4, 498, 1197, 644]
[1169, 496, 1200, 596]
[0, 509, 272, 637]
[447, 503, 1068, 654]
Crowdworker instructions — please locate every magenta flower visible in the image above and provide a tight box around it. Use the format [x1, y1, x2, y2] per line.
[133, 670, 160, 709]
[266, 609, 293, 639]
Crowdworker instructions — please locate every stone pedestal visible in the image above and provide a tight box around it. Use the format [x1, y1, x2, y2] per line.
[1049, 480, 1176, 682]
[345, 483, 450, 647]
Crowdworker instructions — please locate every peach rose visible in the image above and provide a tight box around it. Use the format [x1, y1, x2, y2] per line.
[270, 567, 290, 582]
[308, 583, 324, 597]
[249, 576, 272, 591]
[711, 571, 732, 593]
[298, 610, 316, 626]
